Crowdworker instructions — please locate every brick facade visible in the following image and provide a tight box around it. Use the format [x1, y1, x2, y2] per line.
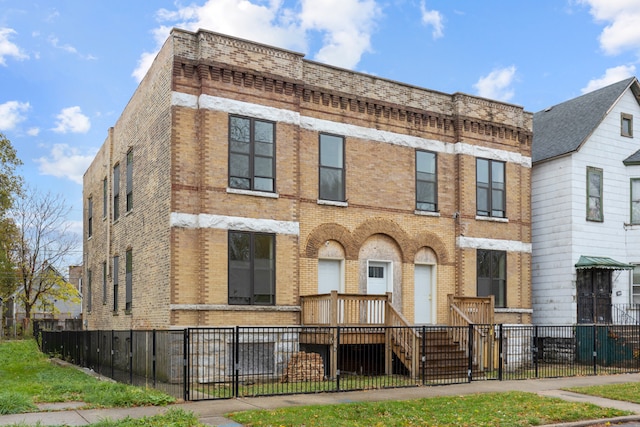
[83, 28, 533, 330]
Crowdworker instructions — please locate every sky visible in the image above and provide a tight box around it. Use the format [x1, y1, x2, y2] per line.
[1, 0, 640, 266]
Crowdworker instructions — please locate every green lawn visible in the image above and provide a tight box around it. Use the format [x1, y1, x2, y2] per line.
[567, 381, 640, 404]
[0, 340, 175, 414]
[228, 391, 630, 426]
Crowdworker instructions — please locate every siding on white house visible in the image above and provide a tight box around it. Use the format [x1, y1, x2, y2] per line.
[532, 88, 640, 324]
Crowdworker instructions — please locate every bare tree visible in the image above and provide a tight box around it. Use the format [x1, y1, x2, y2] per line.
[11, 187, 80, 334]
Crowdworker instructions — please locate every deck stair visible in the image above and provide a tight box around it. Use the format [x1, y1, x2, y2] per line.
[300, 291, 496, 380]
[389, 328, 472, 380]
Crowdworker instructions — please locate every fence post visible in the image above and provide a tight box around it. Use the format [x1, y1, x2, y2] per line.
[422, 325, 426, 385]
[111, 330, 115, 380]
[336, 326, 341, 392]
[129, 329, 133, 385]
[467, 324, 473, 383]
[592, 325, 597, 375]
[183, 328, 189, 401]
[152, 329, 156, 388]
[498, 324, 503, 381]
[534, 325, 539, 378]
[234, 326, 240, 398]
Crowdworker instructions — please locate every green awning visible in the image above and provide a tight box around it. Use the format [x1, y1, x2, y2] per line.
[575, 255, 634, 270]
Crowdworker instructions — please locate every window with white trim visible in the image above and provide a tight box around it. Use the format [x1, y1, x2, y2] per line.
[476, 158, 505, 218]
[229, 116, 275, 192]
[416, 150, 437, 212]
[587, 166, 603, 222]
[631, 178, 640, 224]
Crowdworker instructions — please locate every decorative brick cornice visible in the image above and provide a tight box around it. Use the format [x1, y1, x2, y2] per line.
[197, 31, 305, 62]
[172, 57, 531, 145]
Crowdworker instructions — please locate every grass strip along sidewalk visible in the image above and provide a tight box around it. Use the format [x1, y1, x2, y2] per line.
[1, 339, 639, 426]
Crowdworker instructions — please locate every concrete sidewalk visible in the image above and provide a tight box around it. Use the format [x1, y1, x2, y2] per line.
[3, 374, 640, 426]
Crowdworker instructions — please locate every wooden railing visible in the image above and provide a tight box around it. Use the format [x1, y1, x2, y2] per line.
[300, 291, 389, 326]
[385, 301, 420, 376]
[300, 292, 497, 377]
[448, 294, 496, 371]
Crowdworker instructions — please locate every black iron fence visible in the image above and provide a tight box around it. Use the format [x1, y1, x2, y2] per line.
[37, 324, 640, 401]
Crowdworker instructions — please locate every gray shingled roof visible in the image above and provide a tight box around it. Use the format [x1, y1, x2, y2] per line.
[624, 148, 640, 165]
[532, 77, 637, 163]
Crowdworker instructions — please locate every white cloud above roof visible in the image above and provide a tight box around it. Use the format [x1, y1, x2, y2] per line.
[52, 106, 91, 134]
[132, 0, 381, 81]
[581, 64, 636, 93]
[473, 66, 517, 102]
[579, 0, 640, 55]
[0, 27, 28, 65]
[35, 144, 96, 184]
[420, 1, 444, 39]
[0, 100, 30, 131]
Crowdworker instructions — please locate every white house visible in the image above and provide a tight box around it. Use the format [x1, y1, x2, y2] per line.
[532, 77, 640, 325]
[5, 265, 82, 332]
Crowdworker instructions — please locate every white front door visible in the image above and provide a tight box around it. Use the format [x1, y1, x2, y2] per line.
[318, 259, 341, 294]
[414, 264, 434, 324]
[367, 261, 390, 295]
[318, 259, 343, 323]
[366, 261, 390, 324]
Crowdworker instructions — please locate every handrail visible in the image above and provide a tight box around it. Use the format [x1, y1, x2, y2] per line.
[300, 291, 388, 326]
[448, 294, 496, 372]
[611, 304, 640, 325]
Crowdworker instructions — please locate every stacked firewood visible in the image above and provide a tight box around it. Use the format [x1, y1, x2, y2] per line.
[281, 351, 324, 382]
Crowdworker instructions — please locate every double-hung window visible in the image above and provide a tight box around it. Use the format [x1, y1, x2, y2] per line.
[476, 158, 505, 217]
[125, 249, 132, 312]
[632, 265, 640, 304]
[416, 150, 437, 211]
[631, 178, 640, 224]
[102, 178, 108, 218]
[587, 166, 603, 222]
[319, 133, 345, 201]
[477, 249, 506, 308]
[87, 269, 92, 312]
[126, 150, 133, 212]
[229, 116, 275, 192]
[228, 231, 275, 305]
[622, 113, 633, 137]
[113, 255, 119, 312]
[102, 261, 107, 305]
[113, 164, 120, 221]
[87, 197, 93, 238]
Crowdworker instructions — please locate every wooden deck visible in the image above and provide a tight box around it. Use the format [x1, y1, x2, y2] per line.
[299, 292, 497, 379]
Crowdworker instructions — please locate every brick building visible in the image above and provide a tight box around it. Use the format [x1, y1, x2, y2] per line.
[83, 28, 533, 330]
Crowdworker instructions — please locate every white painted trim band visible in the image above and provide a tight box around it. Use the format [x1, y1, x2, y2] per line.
[457, 236, 532, 253]
[172, 92, 531, 168]
[171, 304, 301, 312]
[171, 212, 300, 235]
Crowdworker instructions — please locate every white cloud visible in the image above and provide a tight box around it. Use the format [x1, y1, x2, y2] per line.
[53, 106, 91, 134]
[578, 0, 640, 55]
[27, 127, 40, 136]
[581, 64, 636, 93]
[299, 0, 381, 69]
[420, 1, 444, 39]
[35, 144, 96, 184]
[48, 34, 97, 60]
[473, 66, 517, 102]
[0, 28, 28, 66]
[0, 100, 30, 131]
[133, 0, 381, 81]
[132, 51, 158, 83]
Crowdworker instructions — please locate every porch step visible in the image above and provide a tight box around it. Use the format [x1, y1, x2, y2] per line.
[391, 330, 475, 379]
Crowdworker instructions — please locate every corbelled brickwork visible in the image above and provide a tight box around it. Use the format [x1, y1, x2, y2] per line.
[83, 28, 533, 330]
